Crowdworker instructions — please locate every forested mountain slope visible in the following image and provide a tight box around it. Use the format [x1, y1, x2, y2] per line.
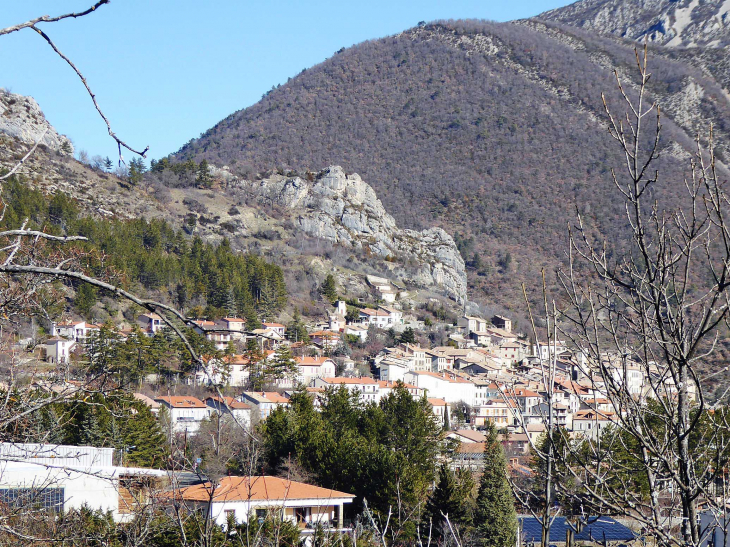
[173, 19, 730, 307]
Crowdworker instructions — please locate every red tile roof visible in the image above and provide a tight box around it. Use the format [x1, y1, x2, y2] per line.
[205, 396, 251, 410]
[155, 396, 206, 409]
[321, 377, 377, 385]
[171, 475, 355, 503]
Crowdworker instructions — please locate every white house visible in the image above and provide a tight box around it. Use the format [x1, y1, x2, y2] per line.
[262, 323, 286, 337]
[205, 396, 252, 429]
[458, 315, 489, 335]
[532, 340, 569, 361]
[191, 320, 231, 351]
[378, 306, 402, 323]
[345, 324, 368, 342]
[239, 392, 290, 421]
[491, 315, 512, 332]
[0, 443, 166, 523]
[313, 377, 380, 404]
[155, 396, 210, 433]
[404, 371, 477, 406]
[428, 398, 449, 426]
[52, 321, 100, 343]
[358, 306, 402, 328]
[295, 356, 337, 385]
[219, 317, 247, 340]
[137, 313, 165, 336]
[358, 308, 391, 328]
[44, 337, 75, 364]
[425, 347, 456, 372]
[196, 354, 252, 387]
[378, 357, 410, 383]
[169, 475, 355, 533]
[572, 410, 616, 439]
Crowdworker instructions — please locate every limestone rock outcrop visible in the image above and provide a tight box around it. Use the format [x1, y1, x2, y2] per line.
[0, 89, 73, 155]
[245, 166, 467, 302]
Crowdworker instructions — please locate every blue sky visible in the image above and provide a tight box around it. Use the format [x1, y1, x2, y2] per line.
[1, 1, 573, 163]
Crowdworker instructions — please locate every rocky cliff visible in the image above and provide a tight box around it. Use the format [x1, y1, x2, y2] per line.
[239, 166, 467, 302]
[540, 0, 730, 48]
[0, 89, 73, 155]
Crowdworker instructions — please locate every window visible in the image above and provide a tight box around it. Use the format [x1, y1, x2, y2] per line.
[0, 488, 64, 511]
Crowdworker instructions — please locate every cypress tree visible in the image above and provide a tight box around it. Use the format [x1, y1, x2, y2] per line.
[475, 422, 517, 547]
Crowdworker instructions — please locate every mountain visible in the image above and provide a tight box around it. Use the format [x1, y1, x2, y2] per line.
[539, 0, 730, 48]
[0, 90, 468, 315]
[171, 17, 730, 309]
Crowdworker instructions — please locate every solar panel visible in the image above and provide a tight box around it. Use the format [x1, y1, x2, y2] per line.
[519, 516, 638, 543]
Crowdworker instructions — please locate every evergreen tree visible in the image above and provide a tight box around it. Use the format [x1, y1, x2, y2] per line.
[475, 423, 517, 547]
[224, 286, 238, 317]
[103, 156, 113, 171]
[124, 403, 168, 467]
[128, 157, 146, 185]
[256, 279, 279, 321]
[287, 308, 309, 342]
[196, 159, 212, 188]
[399, 327, 416, 344]
[74, 282, 97, 317]
[268, 345, 297, 385]
[424, 463, 469, 541]
[319, 274, 338, 302]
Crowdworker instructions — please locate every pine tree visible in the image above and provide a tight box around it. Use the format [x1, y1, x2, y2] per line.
[196, 159, 212, 188]
[475, 423, 517, 547]
[287, 308, 309, 342]
[128, 157, 146, 185]
[103, 156, 113, 171]
[268, 345, 297, 385]
[74, 282, 97, 317]
[424, 463, 469, 542]
[399, 327, 416, 344]
[224, 286, 238, 317]
[256, 279, 279, 321]
[319, 274, 338, 302]
[123, 404, 168, 467]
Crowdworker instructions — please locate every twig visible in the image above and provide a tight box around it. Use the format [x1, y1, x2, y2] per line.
[0, 1, 110, 37]
[29, 25, 148, 161]
[0, 129, 49, 181]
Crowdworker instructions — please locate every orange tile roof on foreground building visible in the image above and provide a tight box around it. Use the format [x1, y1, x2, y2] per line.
[171, 475, 355, 503]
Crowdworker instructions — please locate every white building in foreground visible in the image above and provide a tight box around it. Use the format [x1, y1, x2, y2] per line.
[0, 443, 166, 523]
[170, 475, 355, 533]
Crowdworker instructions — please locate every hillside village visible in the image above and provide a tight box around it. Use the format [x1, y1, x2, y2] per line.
[39, 290, 687, 462]
[3, 0, 730, 545]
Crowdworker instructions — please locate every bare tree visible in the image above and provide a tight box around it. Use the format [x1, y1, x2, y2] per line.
[0, 4, 260, 544]
[509, 44, 730, 547]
